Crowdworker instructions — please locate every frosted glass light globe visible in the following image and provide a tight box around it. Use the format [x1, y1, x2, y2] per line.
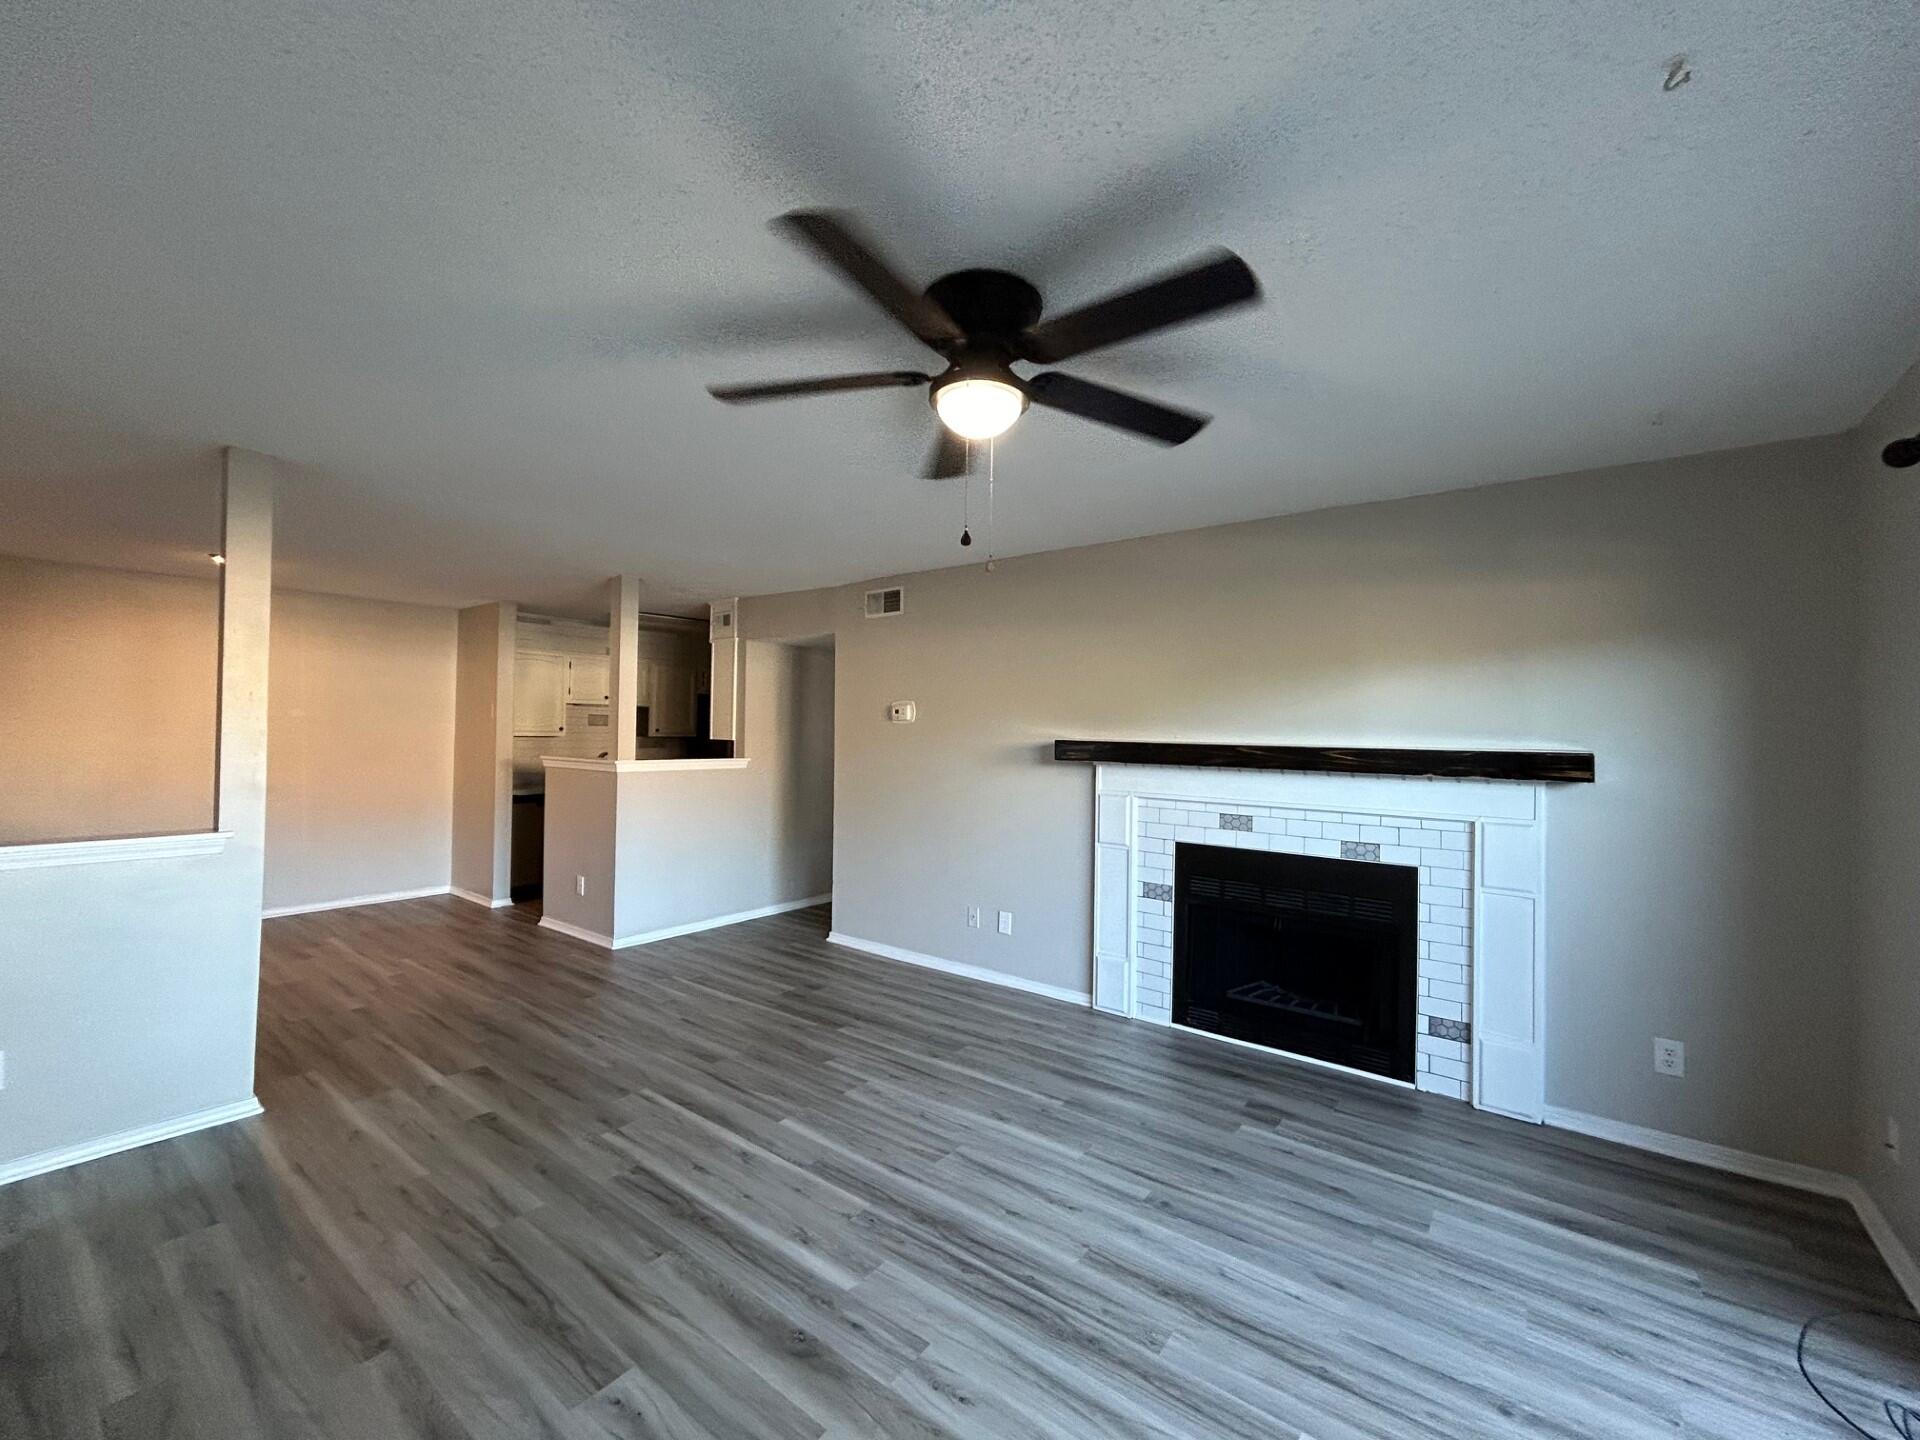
[934, 377, 1025, 441]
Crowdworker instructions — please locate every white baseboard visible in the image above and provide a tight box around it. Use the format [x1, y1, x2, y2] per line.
[826, 931, 1092, 1008]
[450, 886, 514, 909]
[1543, 1105, 1920, 1311]
[1541, 1106, 1855, 1198]
[539, 895, 831, 951]
[0, 1096, 263, 1188]
[263, 884, 450, 919]
[1849, 1185, 1920, 1314]
[612, 894, 832, 948]
[537, 914, 618, 947]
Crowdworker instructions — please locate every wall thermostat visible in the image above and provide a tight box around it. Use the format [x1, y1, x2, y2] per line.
[888, 700, 917, 724]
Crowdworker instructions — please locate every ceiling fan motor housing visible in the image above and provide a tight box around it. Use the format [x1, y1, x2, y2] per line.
[924, 269, 1044, 347]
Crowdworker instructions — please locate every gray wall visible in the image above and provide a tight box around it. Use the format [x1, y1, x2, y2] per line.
[744, 434, 1862, 1172]
[607, 642, 832, 937]
[1855, 363, 1920, 1257]
[539, 763, 619, 937]
[539, 640, 833, 942]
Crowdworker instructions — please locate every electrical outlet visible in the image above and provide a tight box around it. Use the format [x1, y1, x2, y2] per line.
[966, 906, 980, 929]
[997, 910, 1013, 936]
[576, 874, 587, 897]
[1887, 1116, 1901, 1164]
[1654, 1038, 1685, 1077]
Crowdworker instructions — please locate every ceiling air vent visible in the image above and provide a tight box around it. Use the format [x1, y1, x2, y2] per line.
[864, 586, 905, 618]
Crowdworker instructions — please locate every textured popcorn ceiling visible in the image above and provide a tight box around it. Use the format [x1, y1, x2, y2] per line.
[3, 0, 1917, 613]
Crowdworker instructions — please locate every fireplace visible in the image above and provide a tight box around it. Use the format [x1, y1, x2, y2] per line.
[1172, 842, 1418, 1081]
[1090, 764, 1547, 1117]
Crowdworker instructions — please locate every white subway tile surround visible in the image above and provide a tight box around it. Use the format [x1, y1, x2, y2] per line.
[1131, 803, 1474, 1097]
[1089, 765, 1549, 1121]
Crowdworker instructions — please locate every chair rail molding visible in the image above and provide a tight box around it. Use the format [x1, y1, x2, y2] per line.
[0, 832, 231, 871]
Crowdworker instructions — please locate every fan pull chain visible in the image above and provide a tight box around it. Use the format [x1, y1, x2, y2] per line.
[985, 436, 996, 573]
[960, 442, 973, 548]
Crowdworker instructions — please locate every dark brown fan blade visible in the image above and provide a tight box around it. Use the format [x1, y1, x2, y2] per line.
[1024, 372, 1209, 444]
[1017, 250, 1259, 364]
[707, 370, 928, 403]
[774, 211, 965, 351]
[924, 429, 971, 479]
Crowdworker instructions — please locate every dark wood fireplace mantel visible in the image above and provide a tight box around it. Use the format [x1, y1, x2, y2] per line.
[1052, 740, 1595, 784]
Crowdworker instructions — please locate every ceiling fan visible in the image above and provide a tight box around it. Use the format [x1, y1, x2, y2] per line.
[707, 210, 1261, 478]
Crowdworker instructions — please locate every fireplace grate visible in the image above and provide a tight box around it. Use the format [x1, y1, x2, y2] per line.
[1226, 980, 1363, 1028]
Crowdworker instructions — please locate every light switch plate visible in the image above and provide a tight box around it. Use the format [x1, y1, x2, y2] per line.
[888, 700, 916, 724]
[997, 910, 1013, 936]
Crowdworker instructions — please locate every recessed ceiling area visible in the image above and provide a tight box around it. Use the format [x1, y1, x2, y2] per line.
[3, 0, 1916, 614]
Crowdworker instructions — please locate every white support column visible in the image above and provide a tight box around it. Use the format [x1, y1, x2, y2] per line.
[452, 601, 515, 904]
[215, 447, 274, 876]
[609, 574, 642, 761]
[217, 445, 275, 1105]
[709, 598, 740, 743]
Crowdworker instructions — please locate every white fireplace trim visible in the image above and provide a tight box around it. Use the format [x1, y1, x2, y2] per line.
[1090, 764, 1548, 1123]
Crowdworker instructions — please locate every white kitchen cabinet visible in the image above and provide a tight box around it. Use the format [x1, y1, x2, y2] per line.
[512, 651, 567, 736]
[566, 653, 610, 706]
[645, 661, 697, 737]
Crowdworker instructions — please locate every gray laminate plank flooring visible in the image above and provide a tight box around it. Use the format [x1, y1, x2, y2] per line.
[1, 897, 1907, 1438]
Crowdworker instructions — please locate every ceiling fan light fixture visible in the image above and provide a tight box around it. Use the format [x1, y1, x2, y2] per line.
[933, 375, 1026, 441]
[708, 212, 1261, 475]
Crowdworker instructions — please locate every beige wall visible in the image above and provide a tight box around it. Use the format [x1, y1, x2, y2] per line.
[743, 434, 1862, 1172]
[0, 554, 218, 844]
[1855, 362, 1920, 1260]
[264, 590, 457, 911]
[0, 554, 461, 909]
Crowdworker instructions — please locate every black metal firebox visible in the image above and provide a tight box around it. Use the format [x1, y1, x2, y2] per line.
[1172, 842, 1417, 1081]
